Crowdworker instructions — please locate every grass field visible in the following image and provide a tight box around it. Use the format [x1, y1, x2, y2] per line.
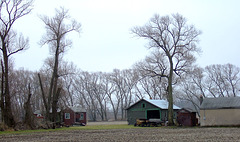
[0, 124, 136, 135]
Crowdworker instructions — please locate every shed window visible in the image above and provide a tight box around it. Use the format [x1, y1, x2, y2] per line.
[142, 103, 146, 108]
[80, 113, 84, 120]
[65, 113, 70, 119]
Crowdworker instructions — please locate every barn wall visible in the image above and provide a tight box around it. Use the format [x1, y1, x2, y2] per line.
[63, 109, 75, 126]
[177, 110, 197, 126]
[127, 100, 178, 125]
[127, 110, 146, 125]
[200, 109, 240, 126]
[76, 112, 87, 124]
[83, 112, 87, 124]
[127, 100, 160, 125]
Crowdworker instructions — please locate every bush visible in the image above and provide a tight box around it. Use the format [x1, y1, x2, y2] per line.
[0, 123, 14, 131]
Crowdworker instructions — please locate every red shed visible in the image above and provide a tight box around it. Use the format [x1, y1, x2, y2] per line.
[63, 107, 87, 126]
[177, 108, 197, 126]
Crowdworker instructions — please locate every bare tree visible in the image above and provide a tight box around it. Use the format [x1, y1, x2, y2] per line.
[74, 71, 98, 121]
[131, 13, 201, 125]
[23, 84, 36, 129]
[38, 7, 81, 123]
[176, 66, 206, 117]
[135, 58, 168, 100]
[91, 72, 108, 121]
[222, 64, 240, 97]
[0, 0, 33, 127]
[10, 68, 33, 122]
[59, 61, 78, 107]
[110, 69, 127, 120]
[102, 73, 120, 120]
[205, 65, 227, 97]
[205, 64, 240, 97]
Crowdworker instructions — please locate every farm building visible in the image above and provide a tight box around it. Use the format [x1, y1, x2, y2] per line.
[63, 106, 87, 126]
[33, 110, 44, 119]
[177, 108, 198, 126]
[126, 99, 181, 125]
[200, 97, 240, 126]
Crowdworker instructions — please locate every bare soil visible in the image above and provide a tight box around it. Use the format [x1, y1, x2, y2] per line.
[87, 121, 128, 125]
[1, 122, 240, 142]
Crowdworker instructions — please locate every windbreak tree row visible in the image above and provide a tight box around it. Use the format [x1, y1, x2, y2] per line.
[4, 63, 240, 125]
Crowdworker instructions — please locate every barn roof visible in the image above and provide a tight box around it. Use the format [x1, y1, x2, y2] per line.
[200, 97, 240, 110]
[146, 99, 181, 110]
[126, 99, 181, 110]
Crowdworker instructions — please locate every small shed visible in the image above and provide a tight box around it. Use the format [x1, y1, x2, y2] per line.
[126, 99, 180, 125]
[63, 107, 87, 126]
[177, 108, 197, 126]
[200, 97, 240, 126]
[33, 110, 44, 119]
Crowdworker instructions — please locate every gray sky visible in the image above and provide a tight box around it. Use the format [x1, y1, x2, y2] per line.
[13, 0, 240, 72]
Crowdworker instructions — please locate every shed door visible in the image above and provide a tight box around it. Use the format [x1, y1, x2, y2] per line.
[147, 110, 160, 119]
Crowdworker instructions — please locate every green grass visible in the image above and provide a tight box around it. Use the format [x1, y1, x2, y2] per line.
[0, 124, 141, 135]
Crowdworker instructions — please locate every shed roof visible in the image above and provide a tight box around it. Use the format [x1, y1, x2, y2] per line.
[69, 106, 86, 112]
[126, 99, 181, 110]
[34, 110, 42, 114]
[200, 97, 240, 110]
[175, 100, 199, 113]
[178, 108, 197, 113]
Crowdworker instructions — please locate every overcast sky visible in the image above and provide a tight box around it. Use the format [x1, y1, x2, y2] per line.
[13, 0, 240, 72]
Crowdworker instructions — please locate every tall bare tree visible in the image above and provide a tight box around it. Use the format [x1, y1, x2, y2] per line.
[223, 64, 240, 97]
[74, 71, 98, 121]
[38, 7, 81, 123]
[0, 0, 33, 127]
[102, 73, 120, 120]
[132, 13, 201, 125]
[205, 64, 240, 97]
[176, 66, 205, 117]
[59, 61, 78, 107]
[110, 69, 127, 120]
[135, 55, 169, 100]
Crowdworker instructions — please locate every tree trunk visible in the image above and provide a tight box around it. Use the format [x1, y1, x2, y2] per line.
[24, 84, 36, 129]
[167, 60, 174, 126]
[0, 61, 4, 123]
[51, 88, 61, 123]
[37, 73, 48, 119]
[2, 45, 15, 127]
[50, 42, 60, 122]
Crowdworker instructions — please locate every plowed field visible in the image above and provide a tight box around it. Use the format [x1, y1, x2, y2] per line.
[1, 124, 240, 142]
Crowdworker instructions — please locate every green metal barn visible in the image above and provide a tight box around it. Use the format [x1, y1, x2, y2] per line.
[126, 99, 180, 125]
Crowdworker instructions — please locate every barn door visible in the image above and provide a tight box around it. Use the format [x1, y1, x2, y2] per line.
[147, 110, 160, 119]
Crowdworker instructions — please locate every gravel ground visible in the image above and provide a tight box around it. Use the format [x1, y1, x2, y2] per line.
[1, 125, 240, 142]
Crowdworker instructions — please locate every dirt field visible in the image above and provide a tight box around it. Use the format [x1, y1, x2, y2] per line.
[87, 121, 128, 125]
[1, 122, 240, 142]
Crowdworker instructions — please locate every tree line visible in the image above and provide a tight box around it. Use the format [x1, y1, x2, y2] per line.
[0, 0, 239, 129]
[1, 62, 240, 125]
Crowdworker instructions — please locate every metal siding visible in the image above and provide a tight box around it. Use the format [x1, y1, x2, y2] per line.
[127, 100, 162, 125]
[127, 100, 179, 125]
[127, 110, 146, 125]
[200, 108, 240, 126]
